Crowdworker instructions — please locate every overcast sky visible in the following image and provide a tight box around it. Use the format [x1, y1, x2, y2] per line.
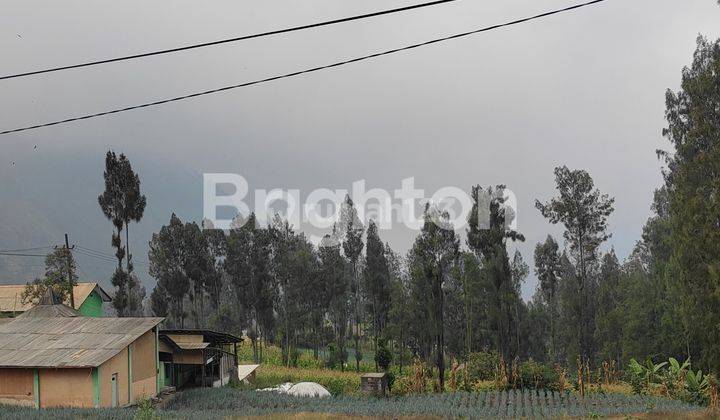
[1, 0, 719, 298]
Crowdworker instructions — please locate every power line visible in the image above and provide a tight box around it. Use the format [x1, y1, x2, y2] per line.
[0, 252, 47, 257]
[75, 245, 117, 259]
[0, 245, 53, 253]
[75, 245, 135, 262]
[0, 0, 462, 81]
[74, 247, 149, 266]
[0, 0, 608, 136]
[73, 248, 117, 263]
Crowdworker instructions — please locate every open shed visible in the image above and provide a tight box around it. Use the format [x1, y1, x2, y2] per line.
[158, 329, 241, 389]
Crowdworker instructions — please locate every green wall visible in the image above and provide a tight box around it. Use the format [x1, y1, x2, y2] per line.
[78, 289, 104, 317]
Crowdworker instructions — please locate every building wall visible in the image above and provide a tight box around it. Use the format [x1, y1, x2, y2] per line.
[131, 329, 157, 401]
[38, 368, 93, 408]
[99, 347, 129, 407]
[0, 368, 34, 407]
[173, 349, 204, 365]
[78, 289, 103, 317]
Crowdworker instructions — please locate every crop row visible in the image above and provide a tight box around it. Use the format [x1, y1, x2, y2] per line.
[166, 388, 699, 418]
[0, 388, 700, 420]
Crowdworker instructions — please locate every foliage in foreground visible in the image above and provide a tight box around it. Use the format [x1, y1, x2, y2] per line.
[628, 357, 718, 406]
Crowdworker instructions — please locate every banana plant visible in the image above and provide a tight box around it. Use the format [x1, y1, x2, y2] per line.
[663, 357, 691, 397]
[668, 357, 691, 375]
[683, 369, 710, 405]
[628, 358, 667, 391]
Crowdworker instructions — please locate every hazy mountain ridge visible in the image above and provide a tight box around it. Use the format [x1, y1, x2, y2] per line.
[0, 146, 201, 292]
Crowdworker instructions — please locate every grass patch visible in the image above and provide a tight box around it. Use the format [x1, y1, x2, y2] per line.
[249, 365, 361, 396]
[237, 340, 377, 372]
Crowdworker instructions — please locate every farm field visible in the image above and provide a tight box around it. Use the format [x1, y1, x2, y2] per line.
[0, 388, 706, 419]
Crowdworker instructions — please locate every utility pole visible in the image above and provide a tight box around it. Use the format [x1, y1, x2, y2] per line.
[65, 233, 75, 309]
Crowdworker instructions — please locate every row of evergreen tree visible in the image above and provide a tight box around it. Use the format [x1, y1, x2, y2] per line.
[134, 36, 720, 380]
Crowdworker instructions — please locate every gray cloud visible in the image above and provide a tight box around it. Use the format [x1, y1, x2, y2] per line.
[1, 0, 719, 298]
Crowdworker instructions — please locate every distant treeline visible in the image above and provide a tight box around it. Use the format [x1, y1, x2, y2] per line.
[140, 37, 720, 383]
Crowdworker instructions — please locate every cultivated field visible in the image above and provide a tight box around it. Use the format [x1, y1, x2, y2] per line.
[0, 388, 705, 419]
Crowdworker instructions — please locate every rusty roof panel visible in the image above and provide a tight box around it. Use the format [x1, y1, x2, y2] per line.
[0, 317, 163, 368]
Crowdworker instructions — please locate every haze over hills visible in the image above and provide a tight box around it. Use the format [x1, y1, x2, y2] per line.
[1, 0, 717, 303]
[0, 144, 201, 292]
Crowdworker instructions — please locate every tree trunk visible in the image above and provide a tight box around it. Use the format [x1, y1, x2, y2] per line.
[125, 223, 132, 314]
[353, 262, 360, 373]
[578, 234, 586, 361]
[436, 272, 445, 392]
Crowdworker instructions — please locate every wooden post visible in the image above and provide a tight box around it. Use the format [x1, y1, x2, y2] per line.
[65, 234, 75, 309]
[201, 350, 206, 387]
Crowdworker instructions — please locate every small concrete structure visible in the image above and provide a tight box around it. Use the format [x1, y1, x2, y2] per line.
[360, 372, 388, 397]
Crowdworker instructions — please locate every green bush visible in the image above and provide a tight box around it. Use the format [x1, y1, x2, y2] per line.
[133, 397, 158, 420]
[466, 351, 500, 383]
[324, 343, 352, 370]
[518, 360, 559, 391]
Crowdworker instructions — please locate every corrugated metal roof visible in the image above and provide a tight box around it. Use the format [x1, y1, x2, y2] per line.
[160, 328, 242, 343]
[16, 303, 80, 318]
[0, 316, 163, 368]
[0, 282, 111, 313]
[175, 342, 209, 350]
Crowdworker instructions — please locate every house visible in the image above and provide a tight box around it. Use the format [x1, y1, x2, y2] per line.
[0, 282, 112, 317]
[158, 329, 241, 389]
[0, 293, 163, 408]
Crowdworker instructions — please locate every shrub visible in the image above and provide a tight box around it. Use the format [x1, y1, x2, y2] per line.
[518, 360, 560, 391]
[390, 359, 433, 396]
[325, 343, 348, 370]
[133, 397, 158, 420]
[466, 351, 500, 383]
